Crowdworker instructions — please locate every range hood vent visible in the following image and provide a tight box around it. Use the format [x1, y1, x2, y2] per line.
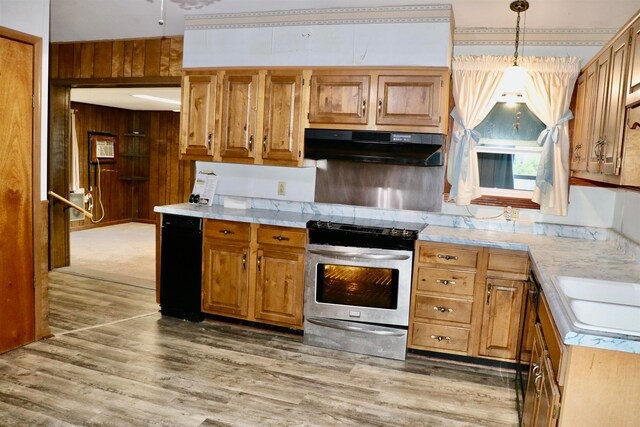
[304, 129, 444, 167]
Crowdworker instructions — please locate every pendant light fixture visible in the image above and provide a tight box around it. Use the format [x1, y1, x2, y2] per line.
[501, 0, 529, 102]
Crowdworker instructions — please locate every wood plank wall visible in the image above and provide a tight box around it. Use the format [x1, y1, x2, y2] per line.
[50, 37, 183, 79]
[70, 102, 191, 230]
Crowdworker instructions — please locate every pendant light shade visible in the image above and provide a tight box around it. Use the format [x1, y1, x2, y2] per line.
[501, 0, 529, 101]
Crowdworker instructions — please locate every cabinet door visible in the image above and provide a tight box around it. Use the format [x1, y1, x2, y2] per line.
[522, 324, 544, 427]
[601, 31, 630, 175]
[518, 278, 538, 365]
[220, 73, 259, 162]
[479, 278, 524, 360]
[534, 354, 561, 427]
[180, 74, 217, 158]
[254, 247, 304, 328]
[308, 74, 370, 125]
[627, 21, 640, 106]
[202, 239, 250, 317]
[571, 73, 591, 172]
[262, 73, 303, 164]
[587, 51, 611, 173]
[376, 75, 442, 128]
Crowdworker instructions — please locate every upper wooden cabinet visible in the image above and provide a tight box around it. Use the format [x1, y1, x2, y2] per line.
[308, 74, 371, 125]
[627, 19, 640, 106]
[262, 73, 304, 164]
[180, 74, 217, 159]
[220, 72, 260, 163]
[376, 74, 443, 127]
[308, 68, 449, 133]
[572, 10, 640, 187]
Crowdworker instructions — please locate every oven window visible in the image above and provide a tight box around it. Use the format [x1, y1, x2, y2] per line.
[316, 264, 399, 309]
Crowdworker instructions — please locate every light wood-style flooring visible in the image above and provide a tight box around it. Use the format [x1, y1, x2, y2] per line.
[0, 272, 519, 426]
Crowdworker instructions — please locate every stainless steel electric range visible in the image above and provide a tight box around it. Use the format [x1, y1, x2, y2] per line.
[303, 220, 423, 360]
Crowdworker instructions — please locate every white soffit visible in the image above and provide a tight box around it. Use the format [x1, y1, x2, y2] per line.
[70, 87, 181, 111]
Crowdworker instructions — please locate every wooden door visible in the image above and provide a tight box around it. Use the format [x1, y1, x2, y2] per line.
[220, 73, 259, 162]
[308, 74, 370, 125]
[534, 354, 561, 427]
[587, 50, 612, 173]
[0, 35, 35, 353]
[479, 278, 524, 360]
[376, 74, 442, 128]
[180, 74, 217, 159]
[627, 20, 640, 105]
[522, 325, 544, 427]
[254, 246, 304, 327]
[602, 31, 630, 175]
[262, 73, 302, 165]
[201, 239, 250, 318]
[571, 73, 590, 172]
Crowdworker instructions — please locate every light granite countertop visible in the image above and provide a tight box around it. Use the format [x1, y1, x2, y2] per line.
[155, 202, 640, 354]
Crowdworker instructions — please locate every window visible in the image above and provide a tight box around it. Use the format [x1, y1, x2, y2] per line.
[474, 101, 546, 199]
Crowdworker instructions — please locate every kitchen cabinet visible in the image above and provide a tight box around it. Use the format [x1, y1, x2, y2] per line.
[308, 69, 449, 133]
[202, 220, 251, 317]
[478, 250, 529, 360]
[180, 73, 217, 160]
[308, 73, 371, 125]
[572, 9, 640, 187]
[201, 219, 305, 329]
[219, 72, 260, 163]
[626, 16, 640, 106]
[261, 73, 304, 164]
[409, 242, 480, 356]
[409, 242, 528, 363]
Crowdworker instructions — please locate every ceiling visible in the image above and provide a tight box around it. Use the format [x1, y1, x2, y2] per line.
[57, 0, 640, 111]
[70, 87, 182, 111]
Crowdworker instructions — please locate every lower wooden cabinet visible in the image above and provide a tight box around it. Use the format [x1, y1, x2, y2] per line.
[201, 219, 305, 329]
[409, 242, 528, 362]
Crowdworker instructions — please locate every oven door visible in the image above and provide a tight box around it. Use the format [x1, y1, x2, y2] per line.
[304, 243, 413, 327]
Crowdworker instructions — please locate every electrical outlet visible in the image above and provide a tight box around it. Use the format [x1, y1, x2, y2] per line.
[504, 206, 520, 221]
[277, 181, 286, 196]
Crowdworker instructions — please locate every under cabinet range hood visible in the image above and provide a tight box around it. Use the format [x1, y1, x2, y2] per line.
[304, 129, 444, 167]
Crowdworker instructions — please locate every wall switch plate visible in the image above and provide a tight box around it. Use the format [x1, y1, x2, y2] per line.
[277, 181, 286, 196]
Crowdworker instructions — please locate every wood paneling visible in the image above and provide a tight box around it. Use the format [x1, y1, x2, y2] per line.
[69, 102, 190, 230]
[50, 36, 183, 80]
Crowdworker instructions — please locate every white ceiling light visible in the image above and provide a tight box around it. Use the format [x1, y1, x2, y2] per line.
[501, 0, 529, 102]
[131, 94, 181, 106]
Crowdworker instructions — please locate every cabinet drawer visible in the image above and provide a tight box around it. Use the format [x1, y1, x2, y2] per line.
[204, 220, 251, 241]
[487, 250, 529, 279]
[415, 267, 475, 296]
[418, 245, 478, 269]
[413, 295, 472, 324]
[257, 225, 306, 248]
[410, 322, 470, 353]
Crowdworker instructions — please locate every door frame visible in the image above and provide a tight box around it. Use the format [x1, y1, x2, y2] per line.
[0, 26, 47, 342]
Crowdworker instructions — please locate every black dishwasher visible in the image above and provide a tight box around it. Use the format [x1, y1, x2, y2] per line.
[160, 214, 204, 322]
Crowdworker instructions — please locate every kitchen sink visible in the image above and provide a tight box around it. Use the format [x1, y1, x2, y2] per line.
[556, 276, 640, 337]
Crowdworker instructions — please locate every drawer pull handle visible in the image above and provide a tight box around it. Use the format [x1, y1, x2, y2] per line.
[219, 229, 235, 235]
[263, 135, 268, 152]
[272, 235, 290, 242]
[362, 98, 367, 114]
[433, 306, 453, 313]
[436, 279, 456, 286]
[486, 283, 492, 305]
[242, 254, 246, 270]
[378, 98, 383, 112]
[257, 255, 262, 272]
[430, 335, 451, 342]
[437, 254, 458, 261]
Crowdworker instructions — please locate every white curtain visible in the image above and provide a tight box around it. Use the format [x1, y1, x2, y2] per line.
[521, 57, 581, 216]
[70, 110, 80, 192]
[447, 56, 511, 205]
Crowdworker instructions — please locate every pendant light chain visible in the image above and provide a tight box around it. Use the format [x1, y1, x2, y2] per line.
[514, 10, 521, 66]
[510, 0, 529, 66]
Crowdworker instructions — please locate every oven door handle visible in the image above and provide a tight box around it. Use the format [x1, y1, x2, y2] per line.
[306, 317, 407, 337]
[306, 249, 411, 261]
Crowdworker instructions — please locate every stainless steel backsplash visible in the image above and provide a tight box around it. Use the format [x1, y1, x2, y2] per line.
[314, 160, 444, 212]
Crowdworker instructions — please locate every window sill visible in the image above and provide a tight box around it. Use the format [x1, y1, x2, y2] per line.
[443, 192, 541, 210]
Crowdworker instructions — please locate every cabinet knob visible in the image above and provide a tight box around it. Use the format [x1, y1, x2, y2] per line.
[436, 279, 456, 286]
[219, 229, 234, 235]
[430, 335, 451, 342]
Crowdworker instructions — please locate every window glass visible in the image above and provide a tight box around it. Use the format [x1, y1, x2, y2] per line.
[475, 102, 546, 194]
